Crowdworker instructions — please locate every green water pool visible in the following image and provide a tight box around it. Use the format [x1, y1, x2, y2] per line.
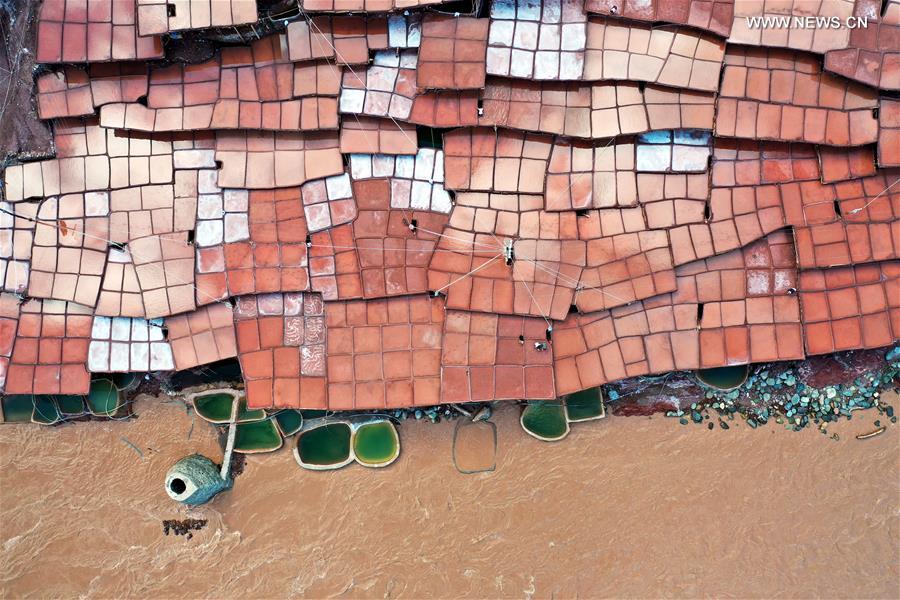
[2, 396, 35, 423]
[193, 393, 265, 423]
[300, 409, 327, 420]
[297, 423, 352, 467]
[274, 410, 303, 436]
[112, 372, 140, 391]
[564, 388, 604, 422]
[87, 379, 120, 417]
[695, 365, 749, 391]
[55, 395, 86, 416]
[233, 419, 282, 453]
[32, 396, 61, 425]
[352, 421, 399, 466]
[4, 395, 87, 423]
[521, 402, 569, 441]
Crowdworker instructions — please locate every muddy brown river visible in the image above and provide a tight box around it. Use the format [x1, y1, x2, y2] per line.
[1, 394, 898, 598]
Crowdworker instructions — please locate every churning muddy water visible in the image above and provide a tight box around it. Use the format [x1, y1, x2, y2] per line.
[1, 394, 898, 599]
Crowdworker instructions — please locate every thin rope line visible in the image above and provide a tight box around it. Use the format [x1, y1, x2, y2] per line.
[513, 241, 627, 303]
[292, 5, 520, 268]
[18, 16, 612, 279]
[296, 6, 420, 153]
[0, 206, 231, 310]
[434, 253, 503, 293]
[295, 5, 475, 264]
[480, 217, 552, 326]
[309, 242, 484, 254]
[417, 224, 503, 251]
[1, 202, 506, 315]
[529, 258, 617, 303]
[553, 134, 619, 207]
[846, 177, 899, 215]
[295, 4, 423, 227]
[515, 273, 552, 327]
[523, 254, 632, 306]
[3, 202, 25, 295]
[1, 198, 504, 311]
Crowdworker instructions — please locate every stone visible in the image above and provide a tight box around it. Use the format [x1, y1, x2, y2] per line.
[165, 454, 231, 505]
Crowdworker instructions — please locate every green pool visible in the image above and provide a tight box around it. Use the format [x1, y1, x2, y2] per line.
[521, 402, 569, 441]
[193, 393, 264, 424]
[564, 388, 604, 422]
[55, 395, 86, 416]
[32, 396, 61, 425]
[233, 419, 282, 453]
[2, 396, 34, 423]
[352, 421, 399, 466]
[696, 365, 749, 391]
[274, 410, 303, 436]
[297, 423, 352, 468]
[300, 409, 327, 420]
[87, 379, 120, 417]
[112, 372, 140, 392]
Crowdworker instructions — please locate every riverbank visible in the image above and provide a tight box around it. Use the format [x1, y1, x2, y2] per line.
[1, 393, 897, 598]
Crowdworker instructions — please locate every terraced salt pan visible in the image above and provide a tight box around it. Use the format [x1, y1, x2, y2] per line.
[88, 316, 174, 372]
[349, 148, 452, 214]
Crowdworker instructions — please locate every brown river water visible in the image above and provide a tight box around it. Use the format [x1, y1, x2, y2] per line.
[1, 393, 898, 599]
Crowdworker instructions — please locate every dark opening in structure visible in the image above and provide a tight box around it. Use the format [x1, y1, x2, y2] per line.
[168, 357, 243, 390]
[435, 0, 483, 17]
[416, 126, 452, 150]
[170, 478, 186, 494]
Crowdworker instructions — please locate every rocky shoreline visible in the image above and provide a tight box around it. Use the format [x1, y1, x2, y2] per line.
[194, 345, 900, 434]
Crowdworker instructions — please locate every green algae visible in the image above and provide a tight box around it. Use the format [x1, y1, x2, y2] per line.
[297, 423, 352, 468]
[352, 421, 399, 467]
[564, 388, 605, 422]
[233, 419, 282, 453]
[521, 401, 570, 441]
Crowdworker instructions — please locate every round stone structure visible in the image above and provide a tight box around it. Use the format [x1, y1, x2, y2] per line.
[165, 454, 231, 505]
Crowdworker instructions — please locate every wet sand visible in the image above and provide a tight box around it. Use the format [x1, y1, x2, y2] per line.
[1, 394, 898, 599]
